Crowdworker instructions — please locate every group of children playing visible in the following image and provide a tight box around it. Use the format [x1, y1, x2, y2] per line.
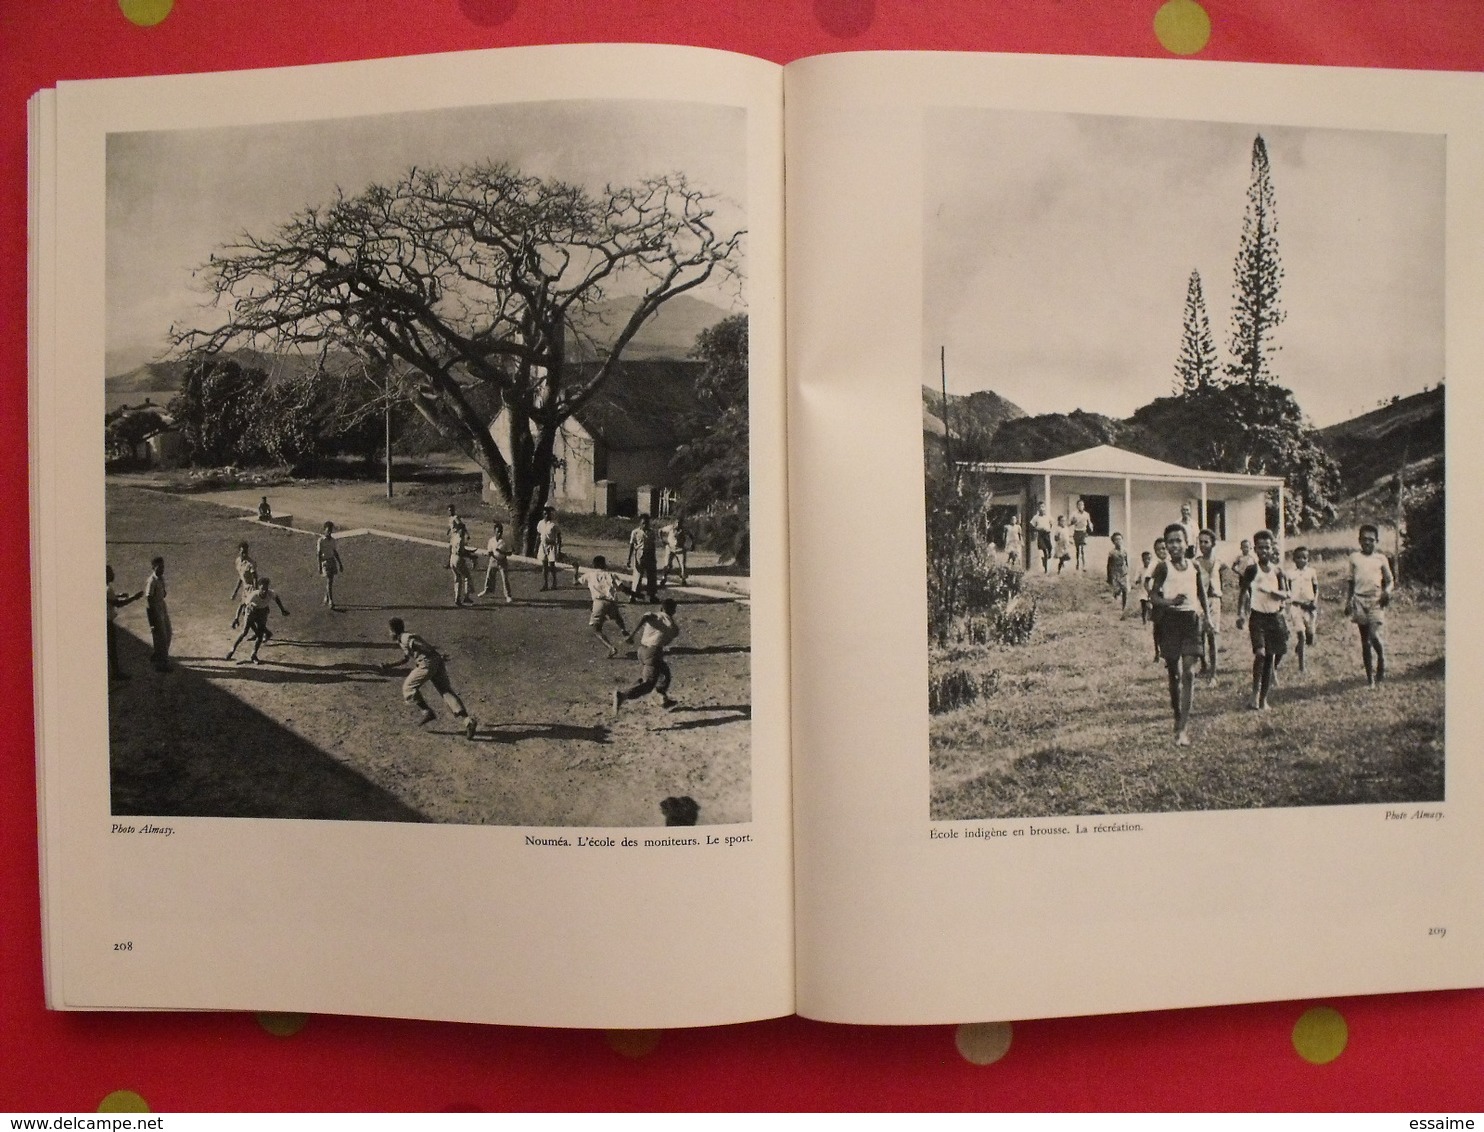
[1097, 522, 1395, 746]
[196, 504, 693, 740]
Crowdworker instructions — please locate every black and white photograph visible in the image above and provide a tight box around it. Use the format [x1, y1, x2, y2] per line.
[104, 98, 753, 827]
[923, 110, 1445, 819]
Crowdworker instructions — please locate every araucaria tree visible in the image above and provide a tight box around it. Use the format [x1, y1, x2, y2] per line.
[178, 163, 742, 551]
[1173, 269, 1219, 394]
[1227, 135, 1285, 385]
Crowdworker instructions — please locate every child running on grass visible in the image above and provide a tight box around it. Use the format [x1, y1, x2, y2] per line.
[1345, 523, 1394, 687]
[226, 576, 290, 664]
[1133, 549, 1154, 625]
[1148, 537, 1170, 661]
[1106, 532, 1130, 617]
[612, 598, 682, 713]
[1195, 528, 1225, 684]
[584, 555, 630, 658]
[1150, 525, 1210, 747]
[382, 618, 478, 739]
[479, 521, 514, 603]
[316, 521, 344, 610]
[1235, 529, 1290, 711]
[1289, 545, 1320, 673]
[1052, 515, 1073, 574]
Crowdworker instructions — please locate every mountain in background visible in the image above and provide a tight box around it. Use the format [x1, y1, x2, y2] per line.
[106, 293, 736, 407]
[1316, 386, 1444, 498]
[921, 386, 1027, 462]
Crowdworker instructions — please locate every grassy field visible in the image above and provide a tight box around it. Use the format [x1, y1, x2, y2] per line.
[929, 558, 1444, 819]
[107, 486, 751, 827]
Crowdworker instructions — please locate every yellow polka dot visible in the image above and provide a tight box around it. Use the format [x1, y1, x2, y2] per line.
[1292, 1005, 1348, 1064]
[955, 1021, 1014, 1065]
[1153, 0, 1211, 56]
[257, 1011, 310, 1037]
[98, 1090, 150, 1113]
[118, 0, 174, 27]
[605, 1028, 662, 1058]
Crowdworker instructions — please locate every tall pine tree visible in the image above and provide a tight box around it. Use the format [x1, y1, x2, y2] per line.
[1227, 135, 1285, 385]
[1173, 268, 1219, 394]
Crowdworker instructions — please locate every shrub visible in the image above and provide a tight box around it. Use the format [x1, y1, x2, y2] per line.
[688, 508, 749, 568]
[1401, 480, 1444, 588]
[926, 471, 1038, 647]
[929, 667, 999, 714]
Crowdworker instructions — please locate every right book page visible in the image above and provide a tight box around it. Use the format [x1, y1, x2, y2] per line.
[784, 51, 1484, 1024]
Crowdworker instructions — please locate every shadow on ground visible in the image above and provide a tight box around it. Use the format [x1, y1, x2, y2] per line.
[110, 633, 426, 822]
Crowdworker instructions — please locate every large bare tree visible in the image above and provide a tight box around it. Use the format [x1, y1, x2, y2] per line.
[177, 162, 743, 550]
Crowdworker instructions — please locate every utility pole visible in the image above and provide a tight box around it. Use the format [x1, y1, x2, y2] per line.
[940, 345, 953, 474]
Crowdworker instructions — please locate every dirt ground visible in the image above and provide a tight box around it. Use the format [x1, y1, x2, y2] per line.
[106, 485, 752, 827]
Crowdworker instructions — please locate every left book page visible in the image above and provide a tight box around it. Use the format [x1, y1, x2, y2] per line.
[30, 43, 791, 1029]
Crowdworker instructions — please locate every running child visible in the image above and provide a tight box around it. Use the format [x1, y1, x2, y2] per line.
[229, 541, 259, 629]
[1231, 537, 1257, 580]
[226, 575, 290, 664]
[1235, 529, 1290, 710]
[584, 555, 630, 657]
[627, 513, 659, 603]
[382, 618, 478, 738]
[1070, 499, 1094, 570]
[613, 597, 682, 713]
[1150, 525, 1210, 747]
[1030, 502, 1054, 573]
[1345, 523, 1394, 687]
[1288, 545, 1320, 673]
[1132, 549, 1154, 625]
[1106, 532, 1130, 617]
[1148, 537, 1170, 661]
[1003, 514, 1024, 568]
[1195, 528, 1226, 683]
[479, 521, 514, 602]
[316, 521, 344, 610]
[1052, 515, 1073, 574]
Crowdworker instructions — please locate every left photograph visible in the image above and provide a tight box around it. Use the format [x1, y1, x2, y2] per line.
[104, 98, 753, 827]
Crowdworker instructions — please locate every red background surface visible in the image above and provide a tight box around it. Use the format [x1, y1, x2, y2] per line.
[3, 0, 1482, 1113]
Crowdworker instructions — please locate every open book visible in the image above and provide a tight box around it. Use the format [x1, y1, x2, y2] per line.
[30, 44, 1484, 1029]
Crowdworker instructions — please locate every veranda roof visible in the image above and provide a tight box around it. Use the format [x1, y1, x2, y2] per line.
[962, 444, 1285, 488]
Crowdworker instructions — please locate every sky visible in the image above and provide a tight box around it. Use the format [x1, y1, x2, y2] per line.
[105, 99, 747, 375]
[922, 110, 1445, 428]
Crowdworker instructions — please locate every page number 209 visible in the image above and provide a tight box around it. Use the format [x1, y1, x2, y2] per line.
[1428, 928, 1447, 938]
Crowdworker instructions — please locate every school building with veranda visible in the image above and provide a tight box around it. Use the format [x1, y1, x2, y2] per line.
[961, 444, 1286, 562]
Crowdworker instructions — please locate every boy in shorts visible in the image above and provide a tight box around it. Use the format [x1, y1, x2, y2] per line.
[382, 618, 478, 738]
[1052, 515, 1073, 574]
[448, 520, 475, 607]
[536, 506, 564, 592]
[1132, 549, 1154, 625]
[1288, 545, 1320, 673]
[1150, 525, 1210, 747]
[1106, 532, 1130, 617]
[1195, 528, 1226, 683]
[226, 575, 290, 664]
[1235, 529, 1290, 710]
[1148, 538, 1170, 660]
[1345, 523, 1394, 686]
[316, 521, 344, 610]
[613, 598, 682, 713]
[1071, 499, 1094, 570]
[584, 555, 630, 658]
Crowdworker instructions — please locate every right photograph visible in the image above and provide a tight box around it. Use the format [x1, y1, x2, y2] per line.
[923, 110, 1446, 819]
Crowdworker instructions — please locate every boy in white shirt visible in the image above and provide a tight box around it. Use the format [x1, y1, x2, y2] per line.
[1289, 545, 1321, 673]
[584, 555, 630, 658]
[1345, 524, 1394, 687]
[226, 576, 290, 665]
[1131, 550, 1154, 626]
[1150, 526, 1210, 747]
[479, 521, 514, 603]
[613, 598, 682, 713]
[1235, 529, 1290, 710]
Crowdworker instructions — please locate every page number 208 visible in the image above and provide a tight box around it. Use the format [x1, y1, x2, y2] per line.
[114, 941, 133, 951]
